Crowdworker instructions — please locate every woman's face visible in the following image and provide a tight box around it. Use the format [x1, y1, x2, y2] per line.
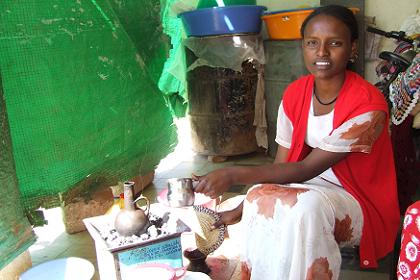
[302, 14, 357, 81]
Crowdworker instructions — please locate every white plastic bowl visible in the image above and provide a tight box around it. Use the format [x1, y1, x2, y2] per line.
[19, 257, 94, 280]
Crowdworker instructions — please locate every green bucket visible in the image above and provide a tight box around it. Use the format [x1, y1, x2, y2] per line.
[197, 0, 256, 9]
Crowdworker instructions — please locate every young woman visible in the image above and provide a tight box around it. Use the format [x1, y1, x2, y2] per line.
[193, 5, 400, 280]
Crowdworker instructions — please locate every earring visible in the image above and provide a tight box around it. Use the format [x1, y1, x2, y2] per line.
[349, 52, 359, 63]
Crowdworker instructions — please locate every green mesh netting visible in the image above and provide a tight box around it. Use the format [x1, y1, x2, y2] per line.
[158, 0, 197, 117]
[0, 75, 36, 270]
[0, 0, 177, 220]
[110, 0, 170, 84]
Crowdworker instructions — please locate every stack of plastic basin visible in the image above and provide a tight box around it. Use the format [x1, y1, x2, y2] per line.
[179, 5, 266, 37]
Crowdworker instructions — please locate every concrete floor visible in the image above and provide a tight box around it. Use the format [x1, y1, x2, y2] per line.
[27, 118, 392, 280]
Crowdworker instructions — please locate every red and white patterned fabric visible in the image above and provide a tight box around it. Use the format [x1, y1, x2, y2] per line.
[240, 180, 363, 280]
[398, 200, 420, 280]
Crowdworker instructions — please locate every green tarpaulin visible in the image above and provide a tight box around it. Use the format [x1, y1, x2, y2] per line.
[0, 75, 36, 270]
[0, 0, 177, 268]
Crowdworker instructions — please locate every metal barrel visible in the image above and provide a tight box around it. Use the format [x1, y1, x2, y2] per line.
[186, 48, 258, 156]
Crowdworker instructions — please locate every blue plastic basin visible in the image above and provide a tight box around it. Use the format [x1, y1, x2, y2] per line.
[179, 5, 267, 37]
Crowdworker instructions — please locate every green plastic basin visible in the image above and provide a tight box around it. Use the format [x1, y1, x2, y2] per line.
[197, 0, 256, 9]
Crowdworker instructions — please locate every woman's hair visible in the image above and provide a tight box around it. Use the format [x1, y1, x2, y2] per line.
[300, 5, 359, 42]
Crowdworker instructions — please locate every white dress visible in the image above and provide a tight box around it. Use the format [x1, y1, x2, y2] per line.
[240, 98, 384, 280]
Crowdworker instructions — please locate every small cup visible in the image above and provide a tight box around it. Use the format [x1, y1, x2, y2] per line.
[167, 178, 196, 207]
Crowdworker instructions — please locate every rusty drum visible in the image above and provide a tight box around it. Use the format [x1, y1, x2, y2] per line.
[186, 48, 258, 156]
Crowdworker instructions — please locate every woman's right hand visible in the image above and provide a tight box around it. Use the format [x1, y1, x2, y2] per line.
[192, 168, 233, 199]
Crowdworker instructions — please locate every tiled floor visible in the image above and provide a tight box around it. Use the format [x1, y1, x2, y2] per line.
[27, 118, 392, 280]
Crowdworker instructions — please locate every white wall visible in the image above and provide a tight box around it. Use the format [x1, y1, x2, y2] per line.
[364, 0, 420, 83]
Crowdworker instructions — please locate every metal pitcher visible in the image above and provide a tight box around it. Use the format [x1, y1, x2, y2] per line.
[167, 178, 197, 207]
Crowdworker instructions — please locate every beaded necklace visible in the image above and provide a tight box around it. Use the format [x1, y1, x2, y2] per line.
[313, 89, 337, 105]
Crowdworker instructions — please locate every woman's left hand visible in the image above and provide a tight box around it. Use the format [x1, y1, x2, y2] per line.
[192, 168, 233, 199]
[212, 202, 244, 229]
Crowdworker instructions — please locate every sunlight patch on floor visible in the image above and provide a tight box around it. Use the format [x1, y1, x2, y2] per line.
[28, 208, 65, 253]
[156, 117, 196, 173]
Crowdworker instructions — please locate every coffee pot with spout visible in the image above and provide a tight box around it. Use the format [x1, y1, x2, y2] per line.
[114, 181, 150, 236]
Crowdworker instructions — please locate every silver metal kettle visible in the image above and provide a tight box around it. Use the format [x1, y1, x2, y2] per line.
[114, 181, 150, 236]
